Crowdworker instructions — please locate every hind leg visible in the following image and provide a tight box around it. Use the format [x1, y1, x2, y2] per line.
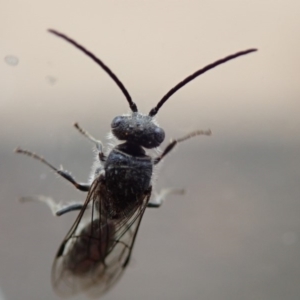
[20, 196, 85, 216]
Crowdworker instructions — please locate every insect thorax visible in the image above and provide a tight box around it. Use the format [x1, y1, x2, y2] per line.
[103, 142, 153, 216]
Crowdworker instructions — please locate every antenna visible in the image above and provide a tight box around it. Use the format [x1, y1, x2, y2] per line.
[149, 48, 257, 117]
[48, 29, 138, 112]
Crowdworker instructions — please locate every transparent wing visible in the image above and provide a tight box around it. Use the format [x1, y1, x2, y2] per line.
[51, 176, 151, 298]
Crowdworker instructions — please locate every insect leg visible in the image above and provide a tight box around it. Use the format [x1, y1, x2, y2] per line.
[154, 129, 212, 165]
[15, 147, 90, 191]
[74, 122, 106, 161]
[20, 196, 85, 216]
[147, 188, 185, 208]
[56, 204, 84, 216]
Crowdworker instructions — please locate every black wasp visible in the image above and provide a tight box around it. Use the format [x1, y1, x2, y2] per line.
[16, 29, 257, 298]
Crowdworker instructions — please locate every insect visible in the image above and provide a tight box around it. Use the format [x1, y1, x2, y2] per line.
[16, 29, 257, 298]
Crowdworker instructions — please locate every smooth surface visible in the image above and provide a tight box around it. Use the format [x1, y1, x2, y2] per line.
[1, 1, 300, 299]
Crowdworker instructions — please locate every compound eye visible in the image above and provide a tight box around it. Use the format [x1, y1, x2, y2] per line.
[154, 127, 165, 144]
[111, 116, 124, 128]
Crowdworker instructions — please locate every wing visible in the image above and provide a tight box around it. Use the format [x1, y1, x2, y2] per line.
[51, 175, 152, 298]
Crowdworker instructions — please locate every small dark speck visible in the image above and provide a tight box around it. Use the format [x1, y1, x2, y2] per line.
[46, 75, 58, 86]
[4, 55, 19, 66]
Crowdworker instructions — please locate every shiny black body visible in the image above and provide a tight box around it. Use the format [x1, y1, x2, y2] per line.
[15, 29, 257, 297]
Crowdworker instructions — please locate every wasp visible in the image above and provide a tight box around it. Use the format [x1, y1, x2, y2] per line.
[16, 29, 257, 297]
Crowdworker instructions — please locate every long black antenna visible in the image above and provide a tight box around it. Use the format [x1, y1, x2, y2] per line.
[149, 48, 257, 117]
[48, 29, 138, 112]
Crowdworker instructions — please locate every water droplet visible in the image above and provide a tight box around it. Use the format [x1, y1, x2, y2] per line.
[46, 75, 57, 85]
[4, 55, 19, 66]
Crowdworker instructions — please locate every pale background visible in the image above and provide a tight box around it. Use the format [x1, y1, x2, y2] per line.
[1, 1, 300, 300]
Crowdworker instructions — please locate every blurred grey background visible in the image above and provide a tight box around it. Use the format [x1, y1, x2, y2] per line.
[1, 1, 300, 299]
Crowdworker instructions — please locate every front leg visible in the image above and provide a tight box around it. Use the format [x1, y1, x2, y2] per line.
[154, 129, 211, 165]
[74, 122, 106, 162]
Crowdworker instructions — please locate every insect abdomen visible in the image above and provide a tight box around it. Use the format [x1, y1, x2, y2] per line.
[64, 220, 115, 275]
